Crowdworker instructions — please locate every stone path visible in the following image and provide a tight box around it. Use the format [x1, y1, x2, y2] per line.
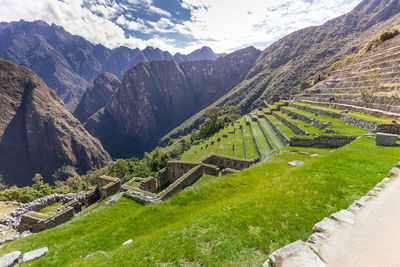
[318, 172, 400, 266]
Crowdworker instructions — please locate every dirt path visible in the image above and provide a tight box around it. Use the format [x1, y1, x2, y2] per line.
[319, 173, 400, 266]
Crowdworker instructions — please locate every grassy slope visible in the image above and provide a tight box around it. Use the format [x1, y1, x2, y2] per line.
[258, 119, 284, 149]
[250, 121, 271, 156]
[2, 138, 400, 266]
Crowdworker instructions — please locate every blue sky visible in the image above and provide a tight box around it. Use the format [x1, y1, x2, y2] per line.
[0, 0, 361, 54]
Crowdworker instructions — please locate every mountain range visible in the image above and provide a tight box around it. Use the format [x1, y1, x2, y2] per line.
[0, 20, 223, 103]
[0, 59, 110, 186]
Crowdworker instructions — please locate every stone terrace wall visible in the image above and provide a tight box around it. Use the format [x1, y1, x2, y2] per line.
[158, 165, 204, 200]
[290, 135, 357, 148]
[46, 207, 74, 230]
[376, 123, 400, 134]
[165, 162, 199, 183]
[280, 107, 326, 129]
[140, 177, 157, 193]
[289, 103, 378, 131]
[98, 176, 121, 199]
[264, 116, 290, 146]
[272, 112, 309, 135]
[156, 168, 168, 188]
[202, 164, 220, 176]
[201, 154, 258, 171]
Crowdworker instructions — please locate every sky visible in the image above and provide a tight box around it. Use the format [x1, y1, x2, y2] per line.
[0, 0, 362, 54]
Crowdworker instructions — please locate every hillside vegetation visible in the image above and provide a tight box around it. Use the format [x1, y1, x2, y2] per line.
[1, 136, 399, 266]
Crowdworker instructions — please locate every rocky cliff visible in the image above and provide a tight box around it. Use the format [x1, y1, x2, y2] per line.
[0, 20, 223, 103]
[85, 46, 260, 158]
[0, 60, 110, 186]
[73, 72, 120, 123]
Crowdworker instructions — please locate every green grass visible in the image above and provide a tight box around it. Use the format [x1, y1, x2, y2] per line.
[233, 129, 245, 159]
[259, 118, 284, 149]
[0, 203, 19, 219]
[241, 118, 258, 159]
[274, 111, 325, 135]
[266, 115, 295, 139]
[38, 202, 63, 216]
[294, 102, 393, 123]
[251, 121, 271, 156]
[3, 138, 400, 266]
[283, 106, 367, 136]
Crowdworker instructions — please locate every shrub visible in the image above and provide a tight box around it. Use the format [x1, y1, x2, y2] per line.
[364, 27, 400, 52]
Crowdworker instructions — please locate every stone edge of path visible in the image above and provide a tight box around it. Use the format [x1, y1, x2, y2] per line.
[263, 162, 400, 267]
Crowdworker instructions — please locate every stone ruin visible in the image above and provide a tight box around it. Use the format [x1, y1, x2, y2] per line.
[1, 176, 121, 235]
[121, 153, 259, 205]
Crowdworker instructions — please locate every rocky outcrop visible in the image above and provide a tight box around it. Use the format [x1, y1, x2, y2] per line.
[85, 47, 260, 158]
[0, 20, 223, 103]
[0, 60, 110, 186]
[73, 72, 120, 122]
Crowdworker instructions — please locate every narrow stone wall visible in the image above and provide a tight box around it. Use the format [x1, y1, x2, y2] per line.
[158, 165, 204, 200]
[264, 116, 290, 146]
[202, 164, 220, 176]
[165, 162, 199, 184]
[280, 107, 326, 129]
[156, 168, 169, 188]
[289, 103, 378, 131]
[98, 176, 121, 199]
[139, 177, 157, 193]
[272, 112, 309, 135]
[289, 135, 357, 148]
[376, 123, 400, 134]
[201, 154, 257, 170]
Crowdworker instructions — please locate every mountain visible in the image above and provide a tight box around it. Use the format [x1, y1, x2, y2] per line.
[73, 72, 120, 123]
[85, 46, 260, 158]
[0, 59, 111, 186]
[163, 0, 400, 140]
[0, 20, 223, 103]
[173, 46, 225, 63]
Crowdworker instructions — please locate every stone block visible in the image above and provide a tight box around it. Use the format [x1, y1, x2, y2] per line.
[269, 240, 326, 267]
[375, 132, 398, 146]
[22, 247, 48, 263]
[0, 251, 21, 267]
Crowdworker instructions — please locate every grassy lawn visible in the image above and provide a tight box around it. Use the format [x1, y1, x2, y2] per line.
[294, 102, 393, 123]
[241, 119, 258, 159]
[283, 106, 367, 136]
[251, 121, 271, 156]
[274, 111, 325, 135]
[233, 129, 245, 159]
[266, 115, 295, 139]
[38, 202, 63, 216]
[2, 138, 399, 266]
[259, 118, 284, 149]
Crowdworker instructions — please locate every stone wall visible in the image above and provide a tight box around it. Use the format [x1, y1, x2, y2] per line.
[272, 112, 309, 135]
[280, 107, 326, 129]
[139, 177, 157, 193]
[84, 188, 100, 206]
[156, 168, 169, 188]
[201, 154, 258, 170]
[289, 135, 357, 148]
[158, 165, 204, 200]
[202, 164, 220, 176]
[376, 123, 400, 134]
[46, 207, 74, 230]
[289, 103, 378, 131]
[264, 116, 290, 145]
[98, 176, 121, 199]
[222, 168, 240, 176]
[165, 162, 199, 184]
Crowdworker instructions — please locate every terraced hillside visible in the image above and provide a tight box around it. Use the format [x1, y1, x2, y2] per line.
[180, 101, 376, 162]
[0, 100, 399, 266]
[296, 33, 400, 120]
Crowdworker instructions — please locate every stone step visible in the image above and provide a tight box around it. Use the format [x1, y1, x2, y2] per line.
[296, 99, 400, 120]
[331, 58, 400, 76]
[340, 51, 400, 71]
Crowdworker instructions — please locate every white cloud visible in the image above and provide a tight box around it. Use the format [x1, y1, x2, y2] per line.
[0, 0, 361, 54]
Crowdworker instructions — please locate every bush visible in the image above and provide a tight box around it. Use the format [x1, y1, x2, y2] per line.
[364, 27, 400, 52]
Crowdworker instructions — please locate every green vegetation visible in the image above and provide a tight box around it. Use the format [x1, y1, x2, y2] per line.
[364, 26, 400, 52]
[0, 203, 18, 219]
[293, 102, 393, 123]
[2, 138, 399, 266]
[266, 115, 295, 139]
[258, 119, 284, 149]
[38, 202, 63, 216]
[250, 121, 271, 156]
[275, 111, 325, 135]
[241, 119, 258, 159]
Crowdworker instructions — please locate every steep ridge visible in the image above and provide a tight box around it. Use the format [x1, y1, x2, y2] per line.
[295, 33, 400, 118]
[163, 0, 400, 140]
[73, 72, 120, 123]
[0, 20, 223, 102]
[85, 47, 260, 158]
[0, 60, 110, 186]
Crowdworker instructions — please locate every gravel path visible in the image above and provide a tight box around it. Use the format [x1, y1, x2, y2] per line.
[319, 173, 400, 266]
